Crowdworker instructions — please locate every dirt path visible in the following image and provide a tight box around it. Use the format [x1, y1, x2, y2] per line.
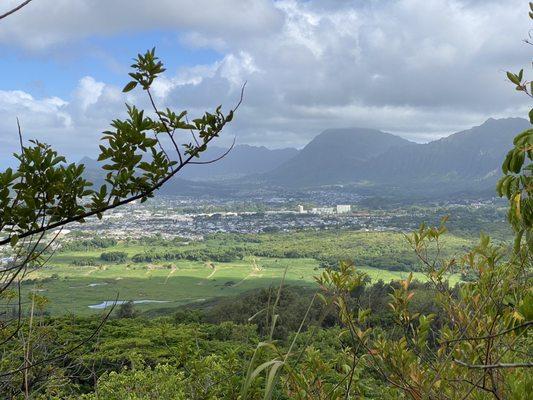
[233, 260, 263, 287]
[164, 267, 177, 284]
[205, 262, 217, 279]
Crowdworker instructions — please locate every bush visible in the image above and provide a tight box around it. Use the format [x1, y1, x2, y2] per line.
[100, 251, 128, 263]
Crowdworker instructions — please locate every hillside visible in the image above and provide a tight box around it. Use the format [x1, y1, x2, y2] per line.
[264, 128, 414, 186]
[81, 144, 298, 185]
[80, 117, 530, 197]
[179, 144, 298, 181]
[369, 117, 530, 183]
[263, 118, 530, 193]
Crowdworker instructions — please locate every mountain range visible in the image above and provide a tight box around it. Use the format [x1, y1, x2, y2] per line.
[80, 117, 530, 198]
[179, 145, 298, 181]
[263, 117, 529, 194]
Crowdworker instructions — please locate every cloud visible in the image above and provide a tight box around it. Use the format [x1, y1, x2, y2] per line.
[75, 77, 105, 111]
[0, 0, 283, 51]
[0, 77, 133, 165]
[158, 0, 530, 145]
[0, 0, 530, 163]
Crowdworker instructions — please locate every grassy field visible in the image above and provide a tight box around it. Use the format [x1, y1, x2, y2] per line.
[23, 258, 455, 316]
[19, 229, 469, 315]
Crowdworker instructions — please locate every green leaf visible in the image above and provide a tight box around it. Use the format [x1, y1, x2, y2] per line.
[10, 235, 19, 247]
[122, 81, 138, 93]
[506, 71, 521, 85]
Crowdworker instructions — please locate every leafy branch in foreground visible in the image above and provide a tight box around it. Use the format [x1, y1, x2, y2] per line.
[0, 48, 242, 249]
[0, 48, 241, 391]
[497, 4, 533, 250]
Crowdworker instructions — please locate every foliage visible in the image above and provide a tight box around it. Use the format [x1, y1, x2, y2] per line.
[497, 5, 533, 250]
[0, 47, 238, 397]
[0, 46, 237, 262]
[124, 228, 472, 272]
[99, 251, 128, 263]
[116, 301, 137, 319]
[236, 221, 531, 399]
[61, 238, 117, 252]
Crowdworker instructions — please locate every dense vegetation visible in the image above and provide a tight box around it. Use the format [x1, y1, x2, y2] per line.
[99, 251, 128, 263]
[57, 229, 472, 272]
[0, 281, 441, 398]
[0, 3, 531, 398]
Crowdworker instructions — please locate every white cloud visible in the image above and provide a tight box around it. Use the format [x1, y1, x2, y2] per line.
[219, 52, 260, 88]
[0, 0, 283, 51]
[0, 0, 530, 161]
[0, 78, 129, 165]
[75, 77, 105, 111]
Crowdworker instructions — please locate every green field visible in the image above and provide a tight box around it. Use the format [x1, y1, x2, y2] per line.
[18, 228, 471, 315]
[25, 256, 444, 315]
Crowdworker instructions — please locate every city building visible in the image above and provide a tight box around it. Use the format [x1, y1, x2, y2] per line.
[336, 204, 351, 214]
[311, 207, 335, 215]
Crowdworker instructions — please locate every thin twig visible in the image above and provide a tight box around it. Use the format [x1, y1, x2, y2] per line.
[0, 0, 32, 21]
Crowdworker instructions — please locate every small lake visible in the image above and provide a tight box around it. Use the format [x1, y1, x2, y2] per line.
[88, 300, 170, 309]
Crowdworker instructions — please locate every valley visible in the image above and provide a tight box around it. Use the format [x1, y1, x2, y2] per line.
[13, 198, 507, 316]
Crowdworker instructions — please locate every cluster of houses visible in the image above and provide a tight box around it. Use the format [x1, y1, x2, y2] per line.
[297, 204, 351, 215]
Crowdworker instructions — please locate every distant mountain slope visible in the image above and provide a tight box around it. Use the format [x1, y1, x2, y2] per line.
[179, 144, 298, 181]
[80, 157, 226, 195]
[78, 157, 230, 196]
[78, 143, 298, 195]
[263, 118, 530, 191]
[369, 117, 530, 184]
[265, 128, 414, 186]
[79, 117, 530, 198]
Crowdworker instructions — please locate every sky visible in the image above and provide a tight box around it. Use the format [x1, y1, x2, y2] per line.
[0, 0, 530, 165]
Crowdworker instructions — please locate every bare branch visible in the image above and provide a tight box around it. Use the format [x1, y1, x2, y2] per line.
[454, 359, 533, 369]
[0, 0, 32, 21]
[443, 321, 532, 344]
[146, 87, 183, 165]
[188, 137, 236, 165]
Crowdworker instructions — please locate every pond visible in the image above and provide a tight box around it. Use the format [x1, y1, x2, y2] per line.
[88, 300, 170, 309]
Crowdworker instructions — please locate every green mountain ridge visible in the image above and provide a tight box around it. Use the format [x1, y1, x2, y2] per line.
[264, 117, 530, 193]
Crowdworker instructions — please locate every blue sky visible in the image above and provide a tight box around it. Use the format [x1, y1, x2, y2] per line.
[0, 30, 220, 98]
[0, 0, 530, 166]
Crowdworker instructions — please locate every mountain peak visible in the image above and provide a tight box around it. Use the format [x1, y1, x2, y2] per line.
[479, 117, 528, 127]
[266, 127, 413, 186]
[265, 117, 530, 190]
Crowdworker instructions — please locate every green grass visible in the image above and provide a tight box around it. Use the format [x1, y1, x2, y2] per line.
[23, 256, 456, 316]
[19, 229, 468, 315]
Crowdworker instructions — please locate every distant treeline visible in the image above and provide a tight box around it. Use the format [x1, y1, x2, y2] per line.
[61, 237, 117, 251]
[59, 229, 472, 273]
[100, 251, 128, 263]
[132, 247, 246, 263]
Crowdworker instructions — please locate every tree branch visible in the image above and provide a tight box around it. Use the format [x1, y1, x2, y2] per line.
[0, 0, 32, 20]
[443, 321, 532, 344]
[454, 359, 533, 369]
[0, 88, 244, 247]
[188, 137, 236, 165]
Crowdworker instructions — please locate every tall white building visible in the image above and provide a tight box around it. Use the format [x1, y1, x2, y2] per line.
[336, 205, 351, 214]
[297, 204, 305, 213]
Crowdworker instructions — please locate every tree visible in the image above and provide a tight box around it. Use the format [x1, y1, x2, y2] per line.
[496, 6, 533, 251]
[0, 41, 242, 396]
[116, 301, 137, 319]
[240, 6, 532, 400]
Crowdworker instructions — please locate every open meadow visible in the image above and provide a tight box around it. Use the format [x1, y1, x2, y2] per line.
[22, 229, 469, 315]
